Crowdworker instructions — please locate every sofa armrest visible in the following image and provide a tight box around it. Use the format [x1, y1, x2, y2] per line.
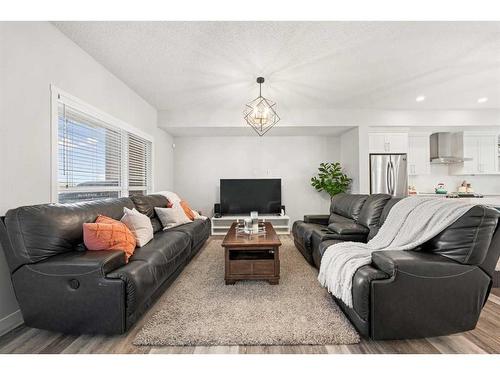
[328, 222, 369, 235]
[25, 249, 126, 277]
[368, 250, 491, 340]
[11, 250, 127, 334]
[371, 250, 475, 279]
[304, 214, 329, 225]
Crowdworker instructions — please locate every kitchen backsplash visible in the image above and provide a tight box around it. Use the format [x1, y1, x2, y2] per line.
[409, 164, 500, 195]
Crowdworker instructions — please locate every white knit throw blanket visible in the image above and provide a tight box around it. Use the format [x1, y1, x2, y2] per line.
[318, 197, 476, 308]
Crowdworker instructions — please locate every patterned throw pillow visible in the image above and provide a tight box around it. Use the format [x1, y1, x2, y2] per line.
[83, 215, 137, 261]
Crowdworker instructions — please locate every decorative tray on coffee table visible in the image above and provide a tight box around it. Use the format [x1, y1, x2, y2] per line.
[235, 220, 267, 236]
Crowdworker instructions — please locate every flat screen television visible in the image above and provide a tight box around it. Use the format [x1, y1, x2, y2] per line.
[220, 179, 281, 215]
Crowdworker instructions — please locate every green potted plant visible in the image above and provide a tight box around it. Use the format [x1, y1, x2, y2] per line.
[310, 162, 352, 197]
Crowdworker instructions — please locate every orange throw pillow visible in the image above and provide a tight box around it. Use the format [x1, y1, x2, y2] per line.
[83, 215, 137, 261]
[179, 201, 195, 221]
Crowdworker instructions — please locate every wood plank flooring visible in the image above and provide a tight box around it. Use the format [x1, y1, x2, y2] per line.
[1, 249, 499, 354]
[1, 288, 497, 354]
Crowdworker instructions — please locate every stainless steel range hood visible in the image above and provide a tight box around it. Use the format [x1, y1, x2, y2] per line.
[430, 132, 471, 164]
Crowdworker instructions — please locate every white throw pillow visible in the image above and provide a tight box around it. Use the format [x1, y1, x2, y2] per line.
[155, 191, 181, 204]
[121, 207, 154, 247]
[191, 209, 207, 220]
[155, 204, 191, 230]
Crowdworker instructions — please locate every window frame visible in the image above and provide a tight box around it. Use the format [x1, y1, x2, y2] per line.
[50, 85, 155, 203]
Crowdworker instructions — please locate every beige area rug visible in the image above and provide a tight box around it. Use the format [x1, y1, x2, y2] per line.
[133, 236, 360, 346]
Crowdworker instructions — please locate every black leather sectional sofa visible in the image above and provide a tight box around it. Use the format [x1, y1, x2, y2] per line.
[293, 193, 500, 340]
[0, 194, 210, 334]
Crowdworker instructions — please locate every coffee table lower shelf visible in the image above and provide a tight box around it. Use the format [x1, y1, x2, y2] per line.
[224, 247, 280, 285]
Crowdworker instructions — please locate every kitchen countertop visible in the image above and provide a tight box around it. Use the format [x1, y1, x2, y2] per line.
[412, 193, 500, 208]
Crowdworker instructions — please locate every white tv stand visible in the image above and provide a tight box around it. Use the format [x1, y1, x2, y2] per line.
[211, 215, 290, 236]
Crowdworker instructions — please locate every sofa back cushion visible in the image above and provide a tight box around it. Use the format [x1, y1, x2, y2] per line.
[358, 194, 391, 228]
[4, 197, 134, 271]
[367, 197, 402, 241]
[329, 193, 368, 223]
[421, 205, 499, 265]
[358, 194, 392, 236]
[130, 194, 170, 233]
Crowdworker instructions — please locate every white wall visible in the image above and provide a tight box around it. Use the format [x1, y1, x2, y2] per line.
[173, 136, 341, 224]
[340, 128, 360, 193]
[0, 22, 173, 335]
[153, 128, 175, 192]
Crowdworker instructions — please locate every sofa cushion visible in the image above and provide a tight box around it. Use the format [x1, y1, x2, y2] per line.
[313, 239, 344, 268]
[357, 194, 392, 231]
[108, 230, 191, 316]
[292, 221, 325, 252]
[167, 218, 211, 251]
[4, 198, 134, 270]
[330, 193, 368, 222]
[310, 228, 368, 266]
[367, 197, 403, 241]
[328, 222, 370, 235]
[130, 194, 169, 233]
[420, 205, 500, 265]
[328, 213, 354, 225]
[129, 230, 191, 278]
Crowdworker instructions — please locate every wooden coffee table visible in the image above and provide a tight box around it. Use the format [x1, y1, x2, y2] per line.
[222, 221, 282, 285]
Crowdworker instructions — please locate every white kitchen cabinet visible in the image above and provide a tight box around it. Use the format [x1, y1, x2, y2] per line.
[408, 134, 431, 175]
[450, 132, 498, 175]
[477, 135, 497, 173]
[369, 133, 408, 153]
[497, 135, 500, 173]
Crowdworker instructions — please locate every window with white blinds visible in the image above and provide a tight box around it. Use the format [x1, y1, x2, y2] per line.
[127, 133, 152, 196]
[55, 93, 153, 204]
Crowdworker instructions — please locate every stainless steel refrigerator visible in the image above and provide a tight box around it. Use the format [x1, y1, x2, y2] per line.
[370, 154, 408, 196]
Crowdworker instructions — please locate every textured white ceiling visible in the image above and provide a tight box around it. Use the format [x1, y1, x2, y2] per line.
[53, 21, 500, 128]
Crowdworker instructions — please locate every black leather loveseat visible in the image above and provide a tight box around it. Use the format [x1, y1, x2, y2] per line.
[293, 193, 500, 339]
[0, 194, 210, 334]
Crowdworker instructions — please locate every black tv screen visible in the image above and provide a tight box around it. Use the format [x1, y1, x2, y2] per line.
[220, 179, 281, 215]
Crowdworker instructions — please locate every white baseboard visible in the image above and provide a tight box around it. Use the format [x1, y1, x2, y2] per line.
[0, 309, 23, 337]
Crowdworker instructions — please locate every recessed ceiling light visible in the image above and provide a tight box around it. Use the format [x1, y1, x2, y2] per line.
[477, 97, 488, 103]
[416, 95, 426, 102]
